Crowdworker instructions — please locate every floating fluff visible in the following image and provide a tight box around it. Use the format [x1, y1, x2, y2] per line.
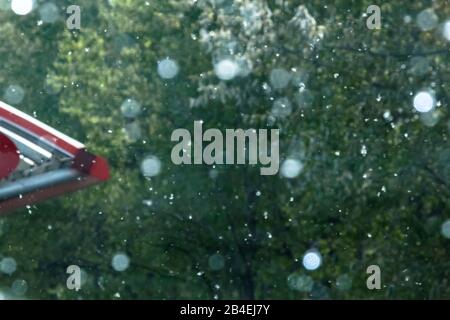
[0, 257, 17, 275]
[80, 269, 89, 286]
[120, 98, 142, 118]
[111, 253, 130, 272]
[280, 158, 303, 179]
[336, 274, 353, 291]
[295, 89, 314, 108]
[209, 168, 219, 179]
[237, 57, 252, 77]
[270, 68, 291, 90]
[302, 250, 322, 271]
[157, 58, 179, 79]
[360, 145, 368, 157]
[383, 110, 393, 122]
[291, 70, 309, 87]
[443, 20, 450, 41]
[287, 273, 314, 292]
[413, 91, 435, 113]
[11, 279, 28, 296]
[403, 15, 412, 24]
[310, 283, 329, 300]
[113, 33, 136, 53]
[287, 273, 299, 290]
[441, 219, 450, 239]
[214, 59, 239, 81]
[420, 111, 439, 127]
[409, 57, 430, 76]
[39, 2, 60, 23]
[271, 97, 292, 118]
[4, 85, 25, 105]
[416, 8, 439, 31]
[240, 2, 262, 29]
[11, 0, 34, 15]
[124, 121, 142, 142]
[141, 155, 162, 177]
[208, 253, 225, 271]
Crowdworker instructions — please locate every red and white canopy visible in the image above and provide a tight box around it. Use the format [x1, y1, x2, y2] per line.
[0, 100, 109, 214]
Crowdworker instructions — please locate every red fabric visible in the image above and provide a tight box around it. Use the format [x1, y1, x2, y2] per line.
[0, 133, 19, 179]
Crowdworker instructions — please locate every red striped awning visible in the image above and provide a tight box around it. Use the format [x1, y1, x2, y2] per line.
[0, 100, 109, 214]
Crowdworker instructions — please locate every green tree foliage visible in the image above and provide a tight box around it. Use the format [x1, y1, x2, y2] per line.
[0, 0, 449, 299]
